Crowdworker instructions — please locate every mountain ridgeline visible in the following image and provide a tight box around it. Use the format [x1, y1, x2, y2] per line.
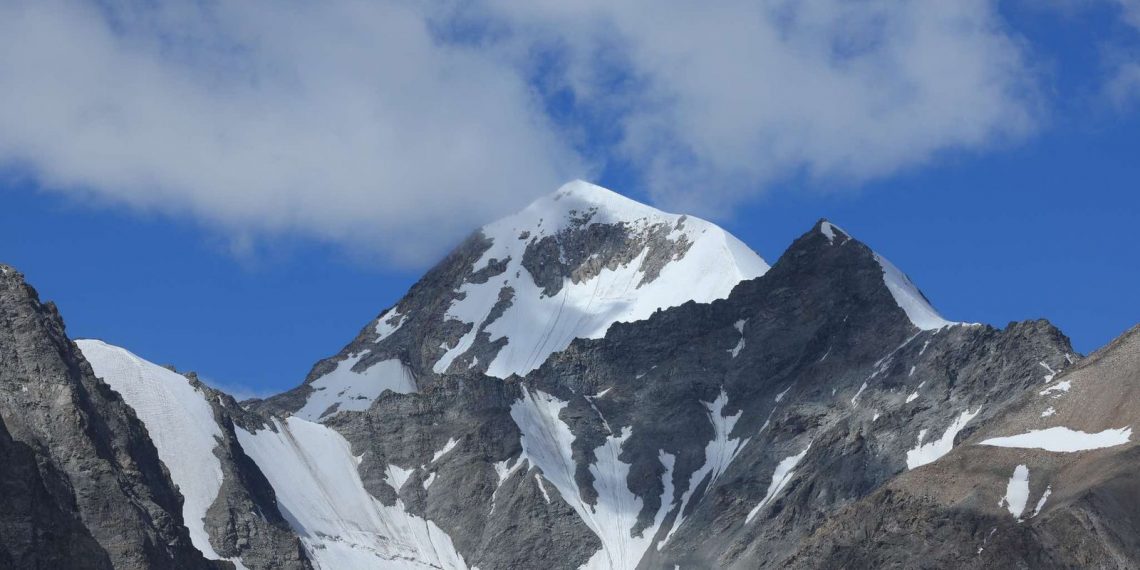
[1, 181, 1136, 569]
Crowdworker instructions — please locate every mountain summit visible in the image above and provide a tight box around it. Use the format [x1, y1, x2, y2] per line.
[262, 180, 768, 420]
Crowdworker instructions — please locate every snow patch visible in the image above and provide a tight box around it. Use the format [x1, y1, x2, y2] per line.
[1032, 486, 1052, 517]
[875, 253, 955, 331]
[774, 385, 792, 403]
[905, 381, 926, 404]
[728, 319, 747, 358]
[77, 340, 246, 569]
[659, 390, 750, 549]
[979, 427, 1132, 452]
[1041, 407, 1055, 418]
[1038, 361, 1057, 383]
[746, 444, 811, 523]
[1040, 381, 1071, 396]
[296, 356, 416, 421]
[819, 221, 845, 244]
[386, 464, 415, 492]
[999, 465, 1030, 520]
[374, 309, 406, 342]
[432, 438, 460, 463]
[490, 456, 528, 513]
[535, 474, 552, 504]
[906, 408, 981, 469]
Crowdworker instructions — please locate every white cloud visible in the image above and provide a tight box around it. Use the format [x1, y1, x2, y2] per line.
[1107, 62, 1140, 108]
[1035, 0, 1140, 111]
[469, 0, 1042, 215]
[1108, 1, 1140, 108]
[0, 0, 583, 265]
[1113, 0, 1140, 28]
[195, 373, 275, 403]
[0, 0, 1045, 263]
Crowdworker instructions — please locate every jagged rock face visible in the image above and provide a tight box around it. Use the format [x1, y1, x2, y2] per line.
[242, 221, 1076, 569]
[0, 267, 211, 570]
[786, 325, 1140, 569]
[256, 180, 769, 421]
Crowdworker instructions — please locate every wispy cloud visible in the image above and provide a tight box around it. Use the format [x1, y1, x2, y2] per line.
[467, 0, 1042, 215]
[195, 373, 275, 403]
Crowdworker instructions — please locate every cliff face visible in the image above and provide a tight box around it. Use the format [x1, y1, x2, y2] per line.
[0, 265, 211, 570]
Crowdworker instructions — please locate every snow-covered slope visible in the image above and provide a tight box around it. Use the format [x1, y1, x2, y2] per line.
[873, 252, 956, 331]
[295, 356, 416, 421]
[77, 339, 246, 569]
[434, 180, 769, 378]
[236, 417, 468, 570]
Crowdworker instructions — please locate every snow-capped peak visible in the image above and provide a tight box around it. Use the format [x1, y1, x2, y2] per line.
[434, 180, 769, 378]
[469, 179, 759, 273]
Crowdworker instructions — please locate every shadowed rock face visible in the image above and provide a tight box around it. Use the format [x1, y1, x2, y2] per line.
[0, 266, 212, 570]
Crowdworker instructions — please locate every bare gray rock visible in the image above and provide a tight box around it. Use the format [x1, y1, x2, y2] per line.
[0, 265, 213, 570]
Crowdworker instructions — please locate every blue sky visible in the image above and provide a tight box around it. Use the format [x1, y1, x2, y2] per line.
[1, 1, 1138, 397]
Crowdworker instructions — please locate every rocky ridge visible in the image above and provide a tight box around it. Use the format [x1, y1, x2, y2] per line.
[0, 265, 212, 569]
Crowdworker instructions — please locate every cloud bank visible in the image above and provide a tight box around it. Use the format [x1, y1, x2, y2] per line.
[0, 0, 581, 264]
[0, 1, 1052, 263]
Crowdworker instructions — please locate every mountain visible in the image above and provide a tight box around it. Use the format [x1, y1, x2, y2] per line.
[242, 217, 1074, 569]
[257, 180, 768, 420]
[1, 181, 1135, 569]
